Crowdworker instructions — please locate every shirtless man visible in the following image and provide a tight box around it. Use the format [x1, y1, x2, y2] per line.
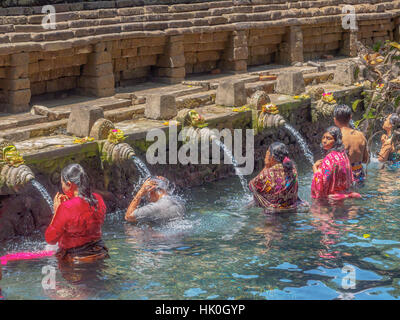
[333, 104, 369, 184]
[125, 176, 185, 225]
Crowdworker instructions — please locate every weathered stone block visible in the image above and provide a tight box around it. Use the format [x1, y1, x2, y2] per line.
[8, 89, 31, 106]
[215, 80, 247, 107]
[157, 54, 186, 68]
[0, 78, 30, 91]
[197, 51, 220, 63]
[79, 74, 115, 89]
[67, 105, 104, 137]
[157, 67, 185, 78]
[83, 63, 113, 77]
[10, 53, 29, 67]
[276, 71, 305, 95]
[5, 65, 28, 80]
[333, 62, 359, 86]
[145, 94, 177, 120]
[87, 52, 112, 65]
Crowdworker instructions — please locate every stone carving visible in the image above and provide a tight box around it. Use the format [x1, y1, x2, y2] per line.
[312, 99, 337, 123]
[258, 112, 286, 130]
[102, 141, 136, 164]
[90, 118, 116, 140]
[0, 164, 35, 195]
[249, 90, 271, 110]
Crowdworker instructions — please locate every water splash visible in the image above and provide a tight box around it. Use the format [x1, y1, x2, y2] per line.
[31, 180, 53, 214]
[283, 123, 314, 166]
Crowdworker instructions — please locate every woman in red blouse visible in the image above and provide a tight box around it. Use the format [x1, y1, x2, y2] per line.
[45, 164, 108, 264]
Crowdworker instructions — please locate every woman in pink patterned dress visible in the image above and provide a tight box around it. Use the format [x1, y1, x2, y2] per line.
[311, 126, 360, 201]
[249, 142, 308, 213]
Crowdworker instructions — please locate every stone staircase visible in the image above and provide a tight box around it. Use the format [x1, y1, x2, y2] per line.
[0, 0, 399, 54]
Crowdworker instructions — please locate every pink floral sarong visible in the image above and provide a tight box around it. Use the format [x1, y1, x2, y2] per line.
[311, 150, 360, 200]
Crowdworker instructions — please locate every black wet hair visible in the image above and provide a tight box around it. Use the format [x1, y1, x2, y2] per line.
[321, 126, 346, 154]
[268, 142, 294, 178]
[334, 104, 352, 124]
[61, 163, 98, 209]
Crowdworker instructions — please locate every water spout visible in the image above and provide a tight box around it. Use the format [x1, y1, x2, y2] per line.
[283, 123, 315, 166]
[257, 111, 314, 166]
[183, 127, 249, 193]
[31, 180, 54, 214]
[0, 164, 35, 195]
[102, 140, 152, 185]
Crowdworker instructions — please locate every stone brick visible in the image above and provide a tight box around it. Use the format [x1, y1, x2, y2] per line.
[136, 55, 157, 67]
[138, 46, 164, 56]
[222, 60, 247, 72]
[197, 51, 221, 62]
[67, 105, 105, 137]
[8, 89, 31, 106]
[5, 65, 28, 80]
[0, 55, 11, 67]
[157, 67, 185, 78]
[39, 60, 54, 72]
[157, 54, 185, 68]
[215, 80, 247, 107]
[145, 94, 177, 120]
[30, 82, 46, 96]
[10, 53, 29, 67]
[0, 79, 30, 91]
[114, 58, 127, 72]
[28, 62, 39, 75]
[79, 74, 115, 90]
[276, 71, 305, 95]
[87, 52, 112, 65]
[165, 42, 184, 56]
[333, 61, 359, 86]
[80, 87, 115, 97]
[121, 48, 138, 58]
[82, 63, 114, 77]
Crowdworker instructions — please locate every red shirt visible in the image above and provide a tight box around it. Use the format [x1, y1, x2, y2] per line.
[45, 193, 106, 250]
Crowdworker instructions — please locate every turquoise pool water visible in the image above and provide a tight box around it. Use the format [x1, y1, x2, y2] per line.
[1, 160, 400, 300]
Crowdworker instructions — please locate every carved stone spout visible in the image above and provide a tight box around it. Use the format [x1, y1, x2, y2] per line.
[0, 164, 35, 195]
[0, 139, 35, 195]
[258, 113, 286, 130]
[102, 141, 136, 164]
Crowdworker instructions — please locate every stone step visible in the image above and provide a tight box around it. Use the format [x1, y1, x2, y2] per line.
[105, 104, 145, 123]
[0, 119, 68, 142]
[176, 90, 216, 110]
[0, 113, 47, 131]
[31, 96, 132, 120]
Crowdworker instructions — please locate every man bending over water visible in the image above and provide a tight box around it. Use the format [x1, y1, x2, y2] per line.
[125, 177, 185, 225]
[333, 104, 369, 184]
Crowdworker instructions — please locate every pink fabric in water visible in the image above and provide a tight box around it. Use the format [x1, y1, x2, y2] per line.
[311, 150, 355, 199]
[0, 251, 55, 266]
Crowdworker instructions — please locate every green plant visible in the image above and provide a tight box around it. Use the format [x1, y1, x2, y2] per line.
[353, 40, 400, 139]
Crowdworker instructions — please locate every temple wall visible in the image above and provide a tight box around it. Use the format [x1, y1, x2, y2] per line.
[0, 0, 399, 112]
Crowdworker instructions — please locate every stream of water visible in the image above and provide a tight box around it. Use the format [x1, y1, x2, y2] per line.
[283, 123, 315, 166]
[31, 180, 54, 214]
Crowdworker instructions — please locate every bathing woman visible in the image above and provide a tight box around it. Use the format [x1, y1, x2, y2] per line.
[45, 164, 109, 264]
[378, 113, 400, 168]
[125, 176, 185, 225]
[249, 142, 307, 213]
[311, 126, 360, 200]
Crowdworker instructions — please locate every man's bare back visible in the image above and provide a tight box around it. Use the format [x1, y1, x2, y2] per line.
[341, 127, 369, 164]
